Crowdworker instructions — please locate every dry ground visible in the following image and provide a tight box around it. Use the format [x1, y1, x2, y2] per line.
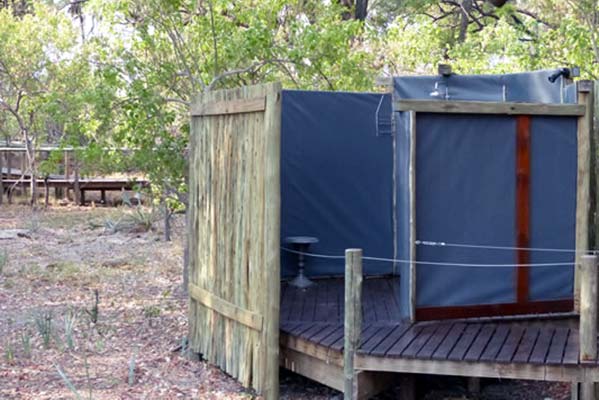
[0, 205, 572, 399]
[0, 205, 256, 399]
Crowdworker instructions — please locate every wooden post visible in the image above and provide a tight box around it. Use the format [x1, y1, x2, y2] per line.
[580, 254, 597, 361]
[408, 111, 417, 322]
[575, 81, 593, 312]
[0, 151, 4, 205]
[399, 374, 416, 400]
[6, 152, 12, 204]
[64, 150, 70, 200]
[344, 248, 363, 400]
[580, 254, 598, 400]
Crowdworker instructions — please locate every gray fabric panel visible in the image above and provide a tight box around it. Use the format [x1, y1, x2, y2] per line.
[280, 90, 394, 277]
[394, 69, 569, 103]
[415, 114, 517, 307]
[529, 116, 577, 301]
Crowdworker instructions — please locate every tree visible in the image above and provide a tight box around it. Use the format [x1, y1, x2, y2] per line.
[0, 3, 79, 205]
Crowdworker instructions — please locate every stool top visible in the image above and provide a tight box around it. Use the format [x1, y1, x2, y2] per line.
[284, 236, 319, 245]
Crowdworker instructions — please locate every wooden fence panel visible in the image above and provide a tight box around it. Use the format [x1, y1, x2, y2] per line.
[188, 82, 282, 399]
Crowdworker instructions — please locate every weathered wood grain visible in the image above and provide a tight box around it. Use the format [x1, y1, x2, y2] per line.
[188, 83, 281, 398]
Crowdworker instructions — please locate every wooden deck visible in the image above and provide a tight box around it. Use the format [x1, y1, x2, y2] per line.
[279, 277, 599, 396]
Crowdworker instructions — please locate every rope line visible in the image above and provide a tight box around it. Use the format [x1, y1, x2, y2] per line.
[416, 239, 598, 254]
[280, 247, 577, 268]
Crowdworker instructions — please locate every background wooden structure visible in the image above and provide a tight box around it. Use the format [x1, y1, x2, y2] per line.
[0, 146, 146, 205]
[187, 83, 282, 398]
[187, 80, 599, 399]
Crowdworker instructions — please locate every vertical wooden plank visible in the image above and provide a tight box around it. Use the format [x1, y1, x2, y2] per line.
[262, 83, 282, 400]
[344, 249, 363, 400]
[0, 151, 4, 205]
[408, 111, 417, 322]
[580, 254, 598, 363]
[515, 115, 531, 304]
[575, 80, 593, 312]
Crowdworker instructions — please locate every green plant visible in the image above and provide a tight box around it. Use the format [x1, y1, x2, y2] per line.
[34, 310, 53, 349]
[0, 248, 7, 275]
[143, 305, 161, 319]
[128, 348, 138, 386]
[55, 365, 84, 400]
[64, 309, 77, 351]
[21, 330, 31, 358]
[4, 341, 14, 364]
[84, 290, 99, 324]
[180, 336, 188, 357]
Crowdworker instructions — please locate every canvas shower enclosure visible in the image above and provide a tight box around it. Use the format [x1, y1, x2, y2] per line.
[188, 70, 591, 397]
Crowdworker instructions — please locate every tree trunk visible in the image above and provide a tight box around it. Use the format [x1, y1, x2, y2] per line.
[458, 0, 473, 43]
[163, 203, 172, 242]
[355, 0, 368, 21]
[24, 134, 37, 207]
[44, 176, 49, 209]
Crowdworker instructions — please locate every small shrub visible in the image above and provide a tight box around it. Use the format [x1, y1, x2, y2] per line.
[21, 329, 31, 358]
[4, 341, 14, 364]
[0, 249, 7, 275]
[64, 309, 77, 351]
[34, 310, 53, 349]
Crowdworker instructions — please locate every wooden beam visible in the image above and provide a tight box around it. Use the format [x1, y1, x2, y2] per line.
[409, 111, 417, 322]
[355, 354, 599, 383]
[344, 249, 363, 400]
[191, 96, 266, 117]
[261, 85, 282, 400]
[280, 331, 344, 367]
[415, 299, 573, 320]
[575, 81, 594, 312]
[280, 347, 345, 392]
[515, 115, 531, 304]
[188, 283, 264, 331]
[394, 100, 586, 116]
[580, 255, 598, 400]
[579, 254, 598, 363]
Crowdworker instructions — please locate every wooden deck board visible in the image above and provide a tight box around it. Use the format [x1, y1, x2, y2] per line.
[479, 325, 510, 362]
[495, 326, 525, 363]
[464, 324, 496, 362]
[512, 327, 541, 363]
[432, 323, 466, 360]
[546, 327, 570, 365]
[280, 277, 587, 377]
[447, 324, 481, 361]
[529, 327, 556, 364]
[418, 323, 452, 359]
[369, 324, 412, 357]
[403, 324, 438, 358]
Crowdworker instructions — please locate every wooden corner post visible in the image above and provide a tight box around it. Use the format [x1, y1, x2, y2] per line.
[579, 254, 598, 400]
[575, 80, 593, 312]
[344, 248, 363, 400]
[580, 254, 598, 362]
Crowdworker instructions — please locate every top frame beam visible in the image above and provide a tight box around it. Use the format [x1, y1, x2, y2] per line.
[394, 99, 585, 116]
